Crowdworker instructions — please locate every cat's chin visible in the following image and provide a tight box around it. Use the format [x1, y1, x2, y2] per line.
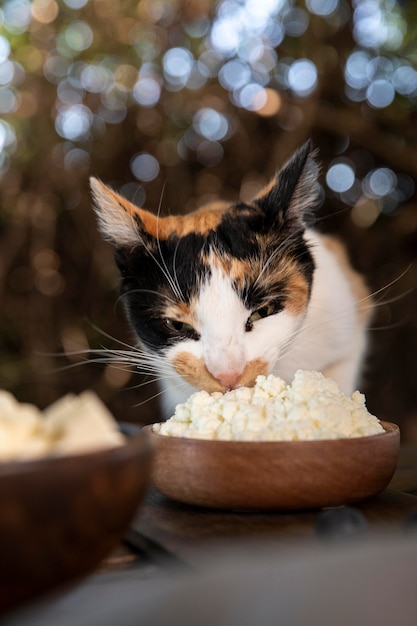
[171, 351, 269, 393]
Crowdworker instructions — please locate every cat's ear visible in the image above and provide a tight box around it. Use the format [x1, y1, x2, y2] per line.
[90, 177, 157, 246]
[254, 140, 320, 228]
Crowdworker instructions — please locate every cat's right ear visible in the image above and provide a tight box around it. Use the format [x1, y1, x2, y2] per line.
[90, 178, 169, 246]
[90, 177, 144, 246]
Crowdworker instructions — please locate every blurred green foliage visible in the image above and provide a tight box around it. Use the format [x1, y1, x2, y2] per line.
[0, 0, 416, 437]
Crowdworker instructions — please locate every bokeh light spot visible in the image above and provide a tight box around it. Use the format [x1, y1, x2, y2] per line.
[63, 147, 90, 171]
[256, 88, 282, 116]
[345, 50, 371, 89]
[306, 0, 339, 17]
[353, 2, 387, 48]
[64, 21, 94, 53]
[363, 167, 397, 198]
[0, 119, 16, 152]
[2, 0, 32, 34]
[235, 83, 267, 111]
[193, 108, 229, 141]
[219, 59, 251, 90]
[326, 162, 355, 193]
[80, 64, 113, 94]
[351, 200, 380, 228]
[0, 60, 15, 85]
[130, 152, 160, 182]
[133, 77, 161, 107]
[366, 79, 395, 108]
[0, 37, 11, 63]
[0, 87, 19, 114]
[287, 59, 317, 97]
[55, 104, 94, 140]
[210, 18, 241, 56]
[31, 0, 59, 24]
[392, 65, 417, 96]
[284, 7, 309, 37]
[163, 47, 194, 88]
[63, 0, 88, 7]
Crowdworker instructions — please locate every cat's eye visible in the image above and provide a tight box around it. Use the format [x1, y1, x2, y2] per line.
[246, 303, 281, 331]
[250, 304, 278, 322]
[165, 319, 199, 339]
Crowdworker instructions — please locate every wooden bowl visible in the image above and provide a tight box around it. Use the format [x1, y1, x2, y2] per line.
[0, 426, 152, 613]
[145, 422, 400, 511]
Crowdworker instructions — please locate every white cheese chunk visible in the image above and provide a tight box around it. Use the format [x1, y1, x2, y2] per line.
[0, 389, 124, 461]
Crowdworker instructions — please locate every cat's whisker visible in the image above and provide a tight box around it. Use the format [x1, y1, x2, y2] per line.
[84, 320, 145, 353]
[123, 364, 185, 391]
[314, 205, 351, 224]
[43, 317, 177, 381]
[254, 232, 301, 289]
[132, 377, 189, 410]
[276, 279, 411, 361]
[115, 288, 178, 309]
[124, 374, 176, 392]
[360, 264, 413, 306]
[153, 182, 185, 303]
[81, 323, 176, 374]
[254, 248, 282, 288]
[171, 236, 185, 303]
[143, 242, 184, 303]
[105, 353, 174, 376]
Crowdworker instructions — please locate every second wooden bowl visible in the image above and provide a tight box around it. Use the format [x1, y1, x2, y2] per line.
[144, 422, 400, 511]
[0, 426, 152, 613]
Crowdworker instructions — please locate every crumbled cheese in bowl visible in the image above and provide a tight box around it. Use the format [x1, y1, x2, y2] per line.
[154, 370, 384, 441]
[0, 390, 124, 461]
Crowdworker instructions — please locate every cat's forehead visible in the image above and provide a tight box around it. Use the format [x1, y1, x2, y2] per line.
[146, 200, 231, 239]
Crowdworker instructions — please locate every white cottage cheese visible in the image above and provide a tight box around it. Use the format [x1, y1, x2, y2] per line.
[0, 390, 124, 461]
[155, 370, 384, 441]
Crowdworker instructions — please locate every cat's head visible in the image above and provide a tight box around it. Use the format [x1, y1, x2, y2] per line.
[91, 140, 320, 393]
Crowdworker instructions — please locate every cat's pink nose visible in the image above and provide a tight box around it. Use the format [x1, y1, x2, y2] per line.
[216, 372, 241, 390]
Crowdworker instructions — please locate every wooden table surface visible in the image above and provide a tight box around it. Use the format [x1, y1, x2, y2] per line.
[5, 444, 417, 626]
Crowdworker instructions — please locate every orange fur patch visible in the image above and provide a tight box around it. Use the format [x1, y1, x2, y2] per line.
[251, 252, 310, 316]
[172, 353, 224, 392]
[165, 301, 196, 328]
[285, 271, 310, 315]
[172, 352, 268, 393]
[207, 255, 253, 283]
[141, 207, 227, 239]
[103, 182, 229, 239]
[238, 358, 268, 387]
[165, 301, 190, 319]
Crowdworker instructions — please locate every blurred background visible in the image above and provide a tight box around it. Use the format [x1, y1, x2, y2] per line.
[0, 0, 416, 438]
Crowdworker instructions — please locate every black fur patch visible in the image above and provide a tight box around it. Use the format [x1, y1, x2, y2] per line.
[115, 234, 210, 352]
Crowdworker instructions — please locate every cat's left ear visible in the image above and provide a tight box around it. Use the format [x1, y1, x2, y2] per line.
[254, 140, 320, 228]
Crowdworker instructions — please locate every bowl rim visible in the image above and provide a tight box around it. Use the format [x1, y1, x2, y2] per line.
[144, 420, 399, 447]
[0, 422, 147, 476]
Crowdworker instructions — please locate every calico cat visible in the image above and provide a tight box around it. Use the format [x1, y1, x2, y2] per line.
[91, 141, 371, 418]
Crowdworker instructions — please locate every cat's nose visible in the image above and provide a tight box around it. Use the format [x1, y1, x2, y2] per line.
[216, 372, 241, 390]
